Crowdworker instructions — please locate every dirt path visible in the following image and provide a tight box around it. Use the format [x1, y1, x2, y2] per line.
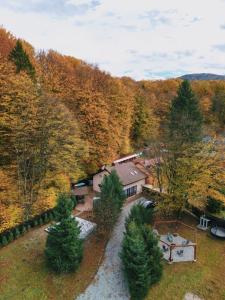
[76, 199, 140, 300]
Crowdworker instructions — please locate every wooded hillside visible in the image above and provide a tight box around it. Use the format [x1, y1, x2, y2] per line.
[0, 27, 225, 232]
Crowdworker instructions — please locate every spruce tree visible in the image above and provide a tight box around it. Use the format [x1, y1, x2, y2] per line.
[54, 193, 73, 222]
[168, 80, 203, 146]
[9, 40, 35, 79]
[163, 80, 204, 214]
[125, 204, 153, 228]
[45, 192, 83, 273]
[45, 217, 82, 273]
[94, 170, 125, 232]
[110, 170, 126, 213]
[141, 226, 163, 285]
[121, 221, 151, 300]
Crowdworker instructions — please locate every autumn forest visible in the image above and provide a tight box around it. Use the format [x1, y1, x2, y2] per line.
[0, 27, 225, 233]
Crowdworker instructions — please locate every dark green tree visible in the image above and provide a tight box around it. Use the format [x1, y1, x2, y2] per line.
[45, 217, 83, 273]
[54, 193, 73, 222]
[125, 204, 153, 228]
[14, 228, 20, 238]
[121, 221, 151, 300]
[162, 80, 204, 215]
[2, 236, 8, 246]
[94, 170, 125, 232]
[110, 170, 126, 212]
[141, 226, 163, 285]
[9, 40, 35, 79]
[168, 80, 203, 146]
[212, 87, 225, 128]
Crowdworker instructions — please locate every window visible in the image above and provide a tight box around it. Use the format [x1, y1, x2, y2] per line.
[125, 185, 137, 197]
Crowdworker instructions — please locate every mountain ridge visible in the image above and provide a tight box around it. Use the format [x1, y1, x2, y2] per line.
[179, 73, 225, 80]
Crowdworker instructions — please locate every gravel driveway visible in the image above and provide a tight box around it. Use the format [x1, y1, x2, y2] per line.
[76, 199, 140, 300]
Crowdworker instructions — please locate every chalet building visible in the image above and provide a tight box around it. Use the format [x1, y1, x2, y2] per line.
[93, 161, 148, 198]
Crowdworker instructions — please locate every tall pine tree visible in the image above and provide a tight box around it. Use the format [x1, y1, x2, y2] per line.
[141, 225, 163, 285]
[94, 170, 125, 232]
[45, 193, 82, 273]
[160, 80, 204, 215]
[121, 221, 151, 300]
[54, 193, 74, 222]
[9, 40, 35, 79]
[168, 80, 203, 146]
[45, 217, 83, 273]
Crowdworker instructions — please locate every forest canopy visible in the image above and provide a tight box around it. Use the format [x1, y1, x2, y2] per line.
[0, 27, 225, 232]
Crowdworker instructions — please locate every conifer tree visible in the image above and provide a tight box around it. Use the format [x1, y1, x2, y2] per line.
[121, 221, 151, 300]
[141, 226, 163, 285]
[54, 193, 73, 222]
[162, 80, 204, 214]
[109, 170, 126, 212]
[94, 170, 125, 232]
[45, 217, 83, 273]
[9, 40, 35, 79]
[125, 204, 153, 228]
[168, 80, 203, 146]
[45, 192, 83, 273]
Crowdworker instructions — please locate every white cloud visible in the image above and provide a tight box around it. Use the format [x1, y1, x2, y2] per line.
[0, 0, 225, 79]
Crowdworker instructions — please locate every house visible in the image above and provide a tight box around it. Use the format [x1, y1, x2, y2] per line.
[93, 161, 148, 198]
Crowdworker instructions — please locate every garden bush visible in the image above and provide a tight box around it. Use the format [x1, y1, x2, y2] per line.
[14, 228, 20, 238]
[2, 236, 8, 246]
[34, 220, 38, 227]
[48, 213, 54, 221]
[43, 214, 49, 223]
[8, 232, 14, 242]
[207, 197, 223, 214]
[21, 226, 26, 235]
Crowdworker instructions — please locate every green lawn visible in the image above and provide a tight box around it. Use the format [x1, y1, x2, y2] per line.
[147, 216, 225, 300]
[0, 219, 107, 300]
[0, 214, 224, 300]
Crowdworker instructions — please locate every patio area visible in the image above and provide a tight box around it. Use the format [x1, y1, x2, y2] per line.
[154, 220, 197, 263]
[159, 234, 195, 262]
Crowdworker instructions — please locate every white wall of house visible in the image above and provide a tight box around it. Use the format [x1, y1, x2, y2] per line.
[123, 179, 146, 195]
[93, 173, 146, 196]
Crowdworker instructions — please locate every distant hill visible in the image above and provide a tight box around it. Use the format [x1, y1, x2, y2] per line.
[179, 73, 225, 81]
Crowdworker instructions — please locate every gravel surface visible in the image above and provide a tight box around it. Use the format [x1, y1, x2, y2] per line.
[76, 199, 139, 300]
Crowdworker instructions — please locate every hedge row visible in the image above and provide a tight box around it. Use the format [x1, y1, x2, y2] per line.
[0, 195, 77, 248]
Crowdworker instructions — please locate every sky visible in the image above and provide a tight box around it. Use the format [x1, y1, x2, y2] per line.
[1, 0, 225, 80]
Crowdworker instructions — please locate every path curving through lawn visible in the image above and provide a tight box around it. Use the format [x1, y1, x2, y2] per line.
[76, 199, 139, 300]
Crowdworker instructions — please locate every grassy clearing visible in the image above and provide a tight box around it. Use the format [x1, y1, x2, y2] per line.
[0, 214, 107, 300]
[147, 215, 225, 300]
